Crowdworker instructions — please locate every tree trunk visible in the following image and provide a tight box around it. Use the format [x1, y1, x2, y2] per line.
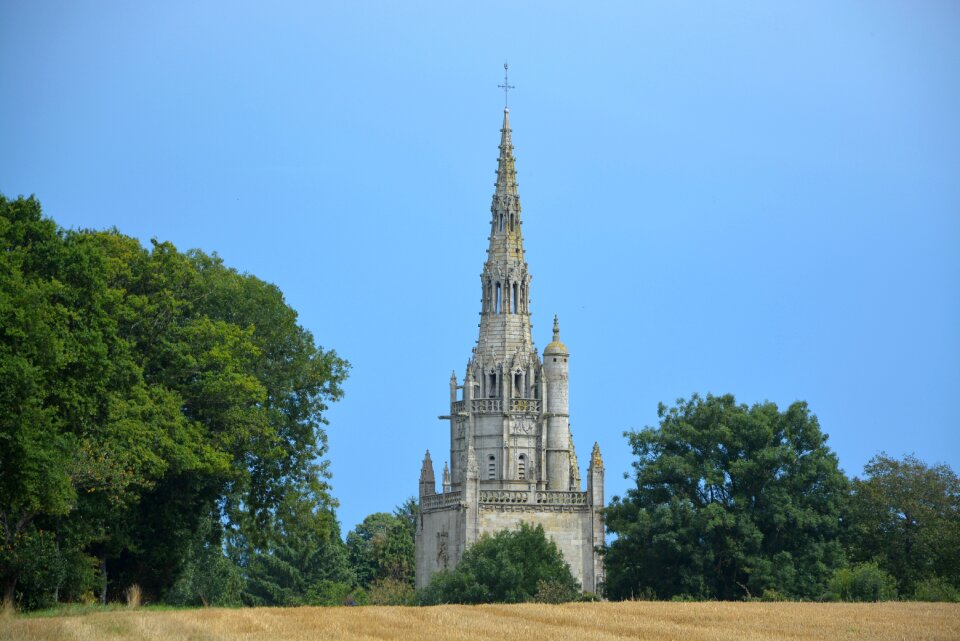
[100, 556, 108, 605]
[3, 576, 16, 613]
[54, 537, 61, 604]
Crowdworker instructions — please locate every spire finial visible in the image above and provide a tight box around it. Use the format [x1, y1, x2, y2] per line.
[553, 315, 560, 342]
[498, 62, 515, 109]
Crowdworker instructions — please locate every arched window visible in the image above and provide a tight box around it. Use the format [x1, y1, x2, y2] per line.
[488, 455, 496, 480]
[495, 282, 501, 314]
[499, 213, 504, 231]
[512, 283, 518, 314]
[518, 454, 526, 480]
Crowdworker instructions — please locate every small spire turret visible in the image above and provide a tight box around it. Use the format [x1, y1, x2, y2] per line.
[590, 442, 604, 470]
[544, 315, 568, 356]
[419, 450, 436, 498]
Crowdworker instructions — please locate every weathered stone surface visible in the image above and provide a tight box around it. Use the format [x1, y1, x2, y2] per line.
[416, 108, 604, 594]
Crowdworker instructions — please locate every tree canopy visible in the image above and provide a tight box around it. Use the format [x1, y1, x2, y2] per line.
[0, 195, 349, 609]
[604, 393, 848, 601]
[346, 508, 416, 589]
[845, 453, 960, 597]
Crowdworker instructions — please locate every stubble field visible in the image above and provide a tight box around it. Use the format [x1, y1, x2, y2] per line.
[1, 601, 957, 641]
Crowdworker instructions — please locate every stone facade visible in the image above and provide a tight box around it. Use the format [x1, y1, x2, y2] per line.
[415, 108, 604, 593]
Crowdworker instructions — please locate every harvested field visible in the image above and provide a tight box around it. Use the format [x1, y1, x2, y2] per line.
[1, 601, 957, 641]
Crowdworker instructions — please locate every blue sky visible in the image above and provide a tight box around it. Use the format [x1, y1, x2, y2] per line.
[2, 1, 958, 536]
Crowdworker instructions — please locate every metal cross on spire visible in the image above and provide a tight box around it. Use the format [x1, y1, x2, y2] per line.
[498, 62, 515, 108]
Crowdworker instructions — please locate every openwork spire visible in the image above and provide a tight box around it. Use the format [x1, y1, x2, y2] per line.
[475, 107, 534, 362]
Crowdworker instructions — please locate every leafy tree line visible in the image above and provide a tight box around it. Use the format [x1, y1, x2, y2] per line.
[1, 195, 354, 610]
[604, 394, 959, 602]
[3, 196, 956, 609]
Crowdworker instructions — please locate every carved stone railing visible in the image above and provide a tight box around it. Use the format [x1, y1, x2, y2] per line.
[479, 490, 528, 504]
[466, 398, 541, 415]
[421, 491, 462, 511]
[451, 400, 466, 414]
[471, 399, 502, 414]
[510, 398, 541, 414]
[536, 491, 588, 506]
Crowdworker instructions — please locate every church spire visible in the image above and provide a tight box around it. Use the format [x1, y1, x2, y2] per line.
[475, 107, 533, 363]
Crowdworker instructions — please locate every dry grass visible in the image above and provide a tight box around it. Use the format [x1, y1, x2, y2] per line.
[124, 585, 142, 610]
[0, 601, 957, 641]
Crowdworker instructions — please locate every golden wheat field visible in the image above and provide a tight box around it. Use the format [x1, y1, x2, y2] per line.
[1, 601, 958, 641]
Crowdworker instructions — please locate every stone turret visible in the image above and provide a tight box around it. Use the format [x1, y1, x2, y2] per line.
[419, 450, 435, 498]
[588, 442, 605, 590]
[544, 316, 571, 490]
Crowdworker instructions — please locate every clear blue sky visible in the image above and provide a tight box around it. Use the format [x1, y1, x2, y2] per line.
[2, 1, 958, 536]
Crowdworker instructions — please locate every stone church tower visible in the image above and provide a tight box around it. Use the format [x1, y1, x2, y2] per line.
[415, 107, 604, 593]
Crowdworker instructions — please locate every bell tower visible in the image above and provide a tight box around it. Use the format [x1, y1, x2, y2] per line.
[416, 102, 604, 594]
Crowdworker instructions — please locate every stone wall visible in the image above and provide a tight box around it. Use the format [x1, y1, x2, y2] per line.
[415, 504, 468, 591]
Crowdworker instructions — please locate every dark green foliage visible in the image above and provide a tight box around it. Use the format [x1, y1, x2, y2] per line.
[346, 510, 416, 588]
[0, 195, 348, 609]
[824, 562, 897, 602]
[166, 513, 242, 607]
[845, 454, 960, 597]
[243, 504, 354, 607]
[418, 523, 579, 605]
[605, 394, 848, 601]
[912, 577, 960, 602]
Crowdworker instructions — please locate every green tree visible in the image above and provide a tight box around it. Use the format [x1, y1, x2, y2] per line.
[418, 522, 579, 605]
[0, 195, 350, 608]
[346, 510, 416, 588]
[0, 196, 189, 608]
[605, 393, 848, 601]
[165, 511, 243, 607]
[845, 454, 960, 597]
[242, 493, 353, 606]
[87, 232, 349, 600]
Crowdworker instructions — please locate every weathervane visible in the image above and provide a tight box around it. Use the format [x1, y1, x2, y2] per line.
[498, 62, 515, 108]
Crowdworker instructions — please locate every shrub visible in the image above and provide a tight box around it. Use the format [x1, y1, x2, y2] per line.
[307, 581, 367, 606]
[367, 578, 416, 605]
[418, 523, 579, 605]
[825, 563, 897, 602]
[535, 579, 577, 604]
[912, 577, 959, 602]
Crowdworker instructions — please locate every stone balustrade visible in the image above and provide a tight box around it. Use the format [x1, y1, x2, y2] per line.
[535, 491, 588, 506]
[476, 489, 589, 507]
[453, 398, 541, 415]
[509, 398, 541, 413]
[471, 398, 502, 413]
[421, 491, 463, 511]
[478, 489, 528, 504]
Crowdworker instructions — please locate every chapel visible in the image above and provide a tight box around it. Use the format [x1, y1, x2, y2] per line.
[415, 105, 604, 593]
